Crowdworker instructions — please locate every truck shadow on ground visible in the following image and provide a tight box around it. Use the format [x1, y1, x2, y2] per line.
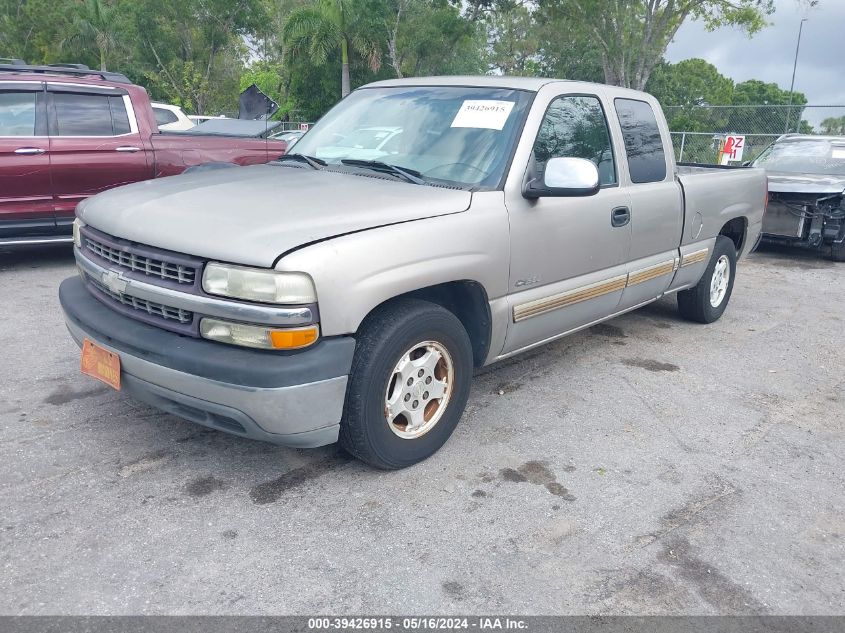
[0, 243, 75, 271]
[750, 242, 837, 270]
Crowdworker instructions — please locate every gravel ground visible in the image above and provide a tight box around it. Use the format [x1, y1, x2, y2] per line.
[0, 243, 842, 615]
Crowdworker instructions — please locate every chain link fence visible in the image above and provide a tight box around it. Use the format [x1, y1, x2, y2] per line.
[274, 121, 314, 132]
[665, 105, 845, 164]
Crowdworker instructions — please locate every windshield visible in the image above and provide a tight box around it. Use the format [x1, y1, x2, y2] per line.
[291, 86, 533, 188]
[754, 139, 845, 176]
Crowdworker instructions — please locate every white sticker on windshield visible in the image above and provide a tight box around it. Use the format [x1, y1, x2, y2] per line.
[831, 148, 845, 159]
[451, 100, 515, 130]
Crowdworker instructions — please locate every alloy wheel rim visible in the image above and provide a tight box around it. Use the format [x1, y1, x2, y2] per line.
[710, 255, 730, 307]
[384, 340, 454, 439]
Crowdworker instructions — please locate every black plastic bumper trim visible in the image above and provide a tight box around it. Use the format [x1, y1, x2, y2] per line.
[59, 276, 355, 389]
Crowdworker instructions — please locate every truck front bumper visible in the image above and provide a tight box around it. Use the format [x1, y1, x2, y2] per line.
[59, 276, 355, 447]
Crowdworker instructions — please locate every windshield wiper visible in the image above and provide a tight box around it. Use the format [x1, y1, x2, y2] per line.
[340, 159, 426, 185]
[277, 153, 326, 169]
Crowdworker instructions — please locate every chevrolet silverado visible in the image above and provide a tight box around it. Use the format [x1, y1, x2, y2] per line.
[60, 77, 767, 469]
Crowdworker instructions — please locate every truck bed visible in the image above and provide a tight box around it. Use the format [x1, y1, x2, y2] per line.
[676, 164, 767, 251]
[149, 133, 285, 178]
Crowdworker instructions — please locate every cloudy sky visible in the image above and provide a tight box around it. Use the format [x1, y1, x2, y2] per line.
[665, 0, 844, 108]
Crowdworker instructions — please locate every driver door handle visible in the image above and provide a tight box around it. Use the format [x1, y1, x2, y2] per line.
[14, 147, 46, 155]
[611, 206, 631, 228]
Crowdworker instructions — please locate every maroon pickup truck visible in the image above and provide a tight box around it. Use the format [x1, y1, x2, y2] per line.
[0, 63, 287, 245]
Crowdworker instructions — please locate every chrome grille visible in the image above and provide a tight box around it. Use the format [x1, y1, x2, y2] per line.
[84, 236, 197, 285]
[88, 277, 193, 324]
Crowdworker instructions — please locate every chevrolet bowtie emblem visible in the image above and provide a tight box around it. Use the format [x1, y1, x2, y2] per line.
[102, 270, 128, 294]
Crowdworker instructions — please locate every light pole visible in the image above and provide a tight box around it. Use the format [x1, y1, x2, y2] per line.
[784, 17, 808, 134]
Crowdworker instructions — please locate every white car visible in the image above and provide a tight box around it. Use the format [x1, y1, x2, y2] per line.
[315, 126, 403, 161]
[151, 103, 195, 132]
[187, 114, 228, 124]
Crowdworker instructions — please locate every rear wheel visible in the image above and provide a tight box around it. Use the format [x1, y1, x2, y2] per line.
[340, 298, 473, 469]
[678, 235, 737, 324]
[830, 240, 845, 262]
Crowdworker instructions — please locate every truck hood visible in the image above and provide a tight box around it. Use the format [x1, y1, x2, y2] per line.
[766, 171, 845, 195]
[77, 164, 472, 267]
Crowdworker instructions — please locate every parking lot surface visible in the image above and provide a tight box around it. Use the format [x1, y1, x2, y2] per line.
[0, 244, 842, 615]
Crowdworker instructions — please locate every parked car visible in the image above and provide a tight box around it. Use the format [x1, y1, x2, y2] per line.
[315, 126, 403, 160]
[60, 76, 766, 468]
[268, 129, 305, 148]
[0, 63, 287, 245]
[151, 102, 194, 131]
[187, 114, 227, 124]
[751, 134, 845, 261]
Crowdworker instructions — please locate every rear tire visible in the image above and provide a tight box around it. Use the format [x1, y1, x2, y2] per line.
[340, 298, 473, 469]
[830, 240, 845, 262]
[678, 235, 737, 324]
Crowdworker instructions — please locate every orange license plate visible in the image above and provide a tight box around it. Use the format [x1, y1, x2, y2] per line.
[80, 338, 121, 391]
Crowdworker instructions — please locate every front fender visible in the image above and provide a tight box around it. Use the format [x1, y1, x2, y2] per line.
[275, 192, 510, 338]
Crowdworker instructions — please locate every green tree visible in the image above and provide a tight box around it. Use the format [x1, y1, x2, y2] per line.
[532, 1, 604, 82]
[647, 59, 734, 133]
[124, 0, 265, 114]
[0, 0, 79, 65]
[283, 0, 383, 98]
[560, 0, 781, 90]
[468, 0, 602, 80]
[732, 79, 810, 134]
[647, 59, 734, 108]
[386, 0, 484, 78]
[61, 0, 121, 70]
[820, 116, 845, 135]
[486, 2, 540, 75]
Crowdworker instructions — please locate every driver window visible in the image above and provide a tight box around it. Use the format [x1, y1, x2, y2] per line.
[533, 95, 616, 186]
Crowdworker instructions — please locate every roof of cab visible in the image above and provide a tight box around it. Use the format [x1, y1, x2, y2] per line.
[0, 63, 130, 83]
[360, 75, 651, 99]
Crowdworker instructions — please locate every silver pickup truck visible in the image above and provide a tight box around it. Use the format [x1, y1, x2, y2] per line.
[60, 77, 767, 469]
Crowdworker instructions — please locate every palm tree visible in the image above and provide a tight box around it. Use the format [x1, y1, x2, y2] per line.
[61, 0, 120, 71]
[283, 0, 381, 98]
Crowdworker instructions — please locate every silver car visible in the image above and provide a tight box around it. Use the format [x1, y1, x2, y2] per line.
[61, 77, 767, 469]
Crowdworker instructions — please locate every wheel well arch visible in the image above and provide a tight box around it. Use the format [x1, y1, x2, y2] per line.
[719, 216, 747, 253]
[359, 280, 492, 368]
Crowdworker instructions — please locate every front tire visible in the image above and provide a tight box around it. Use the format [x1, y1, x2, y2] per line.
[830, 240, 845, 262]
[340, 298, 473, 469]
[678, 235, 737, 324]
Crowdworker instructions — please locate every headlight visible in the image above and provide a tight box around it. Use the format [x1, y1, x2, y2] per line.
[202, 263, 316, 304]
[200, 318, 319, 350]
[72, 218, 85, 248]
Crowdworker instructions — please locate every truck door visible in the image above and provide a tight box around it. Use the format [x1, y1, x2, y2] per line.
[611, 98, 683, 311]
[47, 84, 153, 233]
[0, 81, 53, 239]
[502, 92, 632, 355]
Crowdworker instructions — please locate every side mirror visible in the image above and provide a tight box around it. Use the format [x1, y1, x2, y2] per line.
[523, 157, 601, 199]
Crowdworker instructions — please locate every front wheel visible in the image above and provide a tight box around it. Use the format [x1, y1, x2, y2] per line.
[677, 235, 737, 324]
[830, 240, 845, 262]
[340, 298, 474, 469]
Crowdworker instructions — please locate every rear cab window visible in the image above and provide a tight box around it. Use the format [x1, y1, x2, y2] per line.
[614, 98, 667, 184]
